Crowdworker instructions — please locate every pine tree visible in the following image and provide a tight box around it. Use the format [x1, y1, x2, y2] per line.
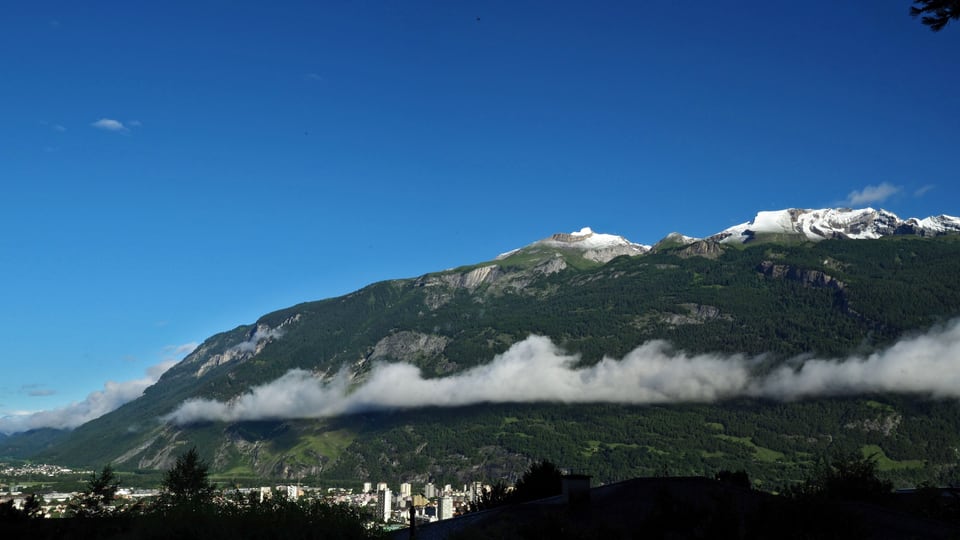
[160, 446, 215, 509]
[68, 464, 119, 517]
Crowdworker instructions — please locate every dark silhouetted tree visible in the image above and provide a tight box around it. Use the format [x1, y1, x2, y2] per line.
[160, 446, 215, 509]
[788, 452, 892, 503]
[21, 494, 44, 519]
[715, 469, 751, 490]
[0, 494, 43, 522]
[468, 480, 511, 512]
[512, 460, 563, 502]
[912, 0, 960, 31]
[68, 464, 120, 517]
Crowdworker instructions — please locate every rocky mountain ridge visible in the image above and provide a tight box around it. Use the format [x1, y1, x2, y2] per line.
[707, 208, 960, 244]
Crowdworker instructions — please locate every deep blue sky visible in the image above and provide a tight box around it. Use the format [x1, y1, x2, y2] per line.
[1, 1, 958, 431]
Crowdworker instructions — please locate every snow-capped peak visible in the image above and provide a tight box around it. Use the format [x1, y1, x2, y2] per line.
[497, 227, 650, 263]
[540, 227, 647, 250]
[660, 232, 700, 245]
[709, 208, 959, 244]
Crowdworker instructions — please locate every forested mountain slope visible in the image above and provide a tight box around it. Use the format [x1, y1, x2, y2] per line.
[15, 235, 960, 488]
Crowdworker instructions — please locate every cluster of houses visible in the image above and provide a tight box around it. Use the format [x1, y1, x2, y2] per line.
[2, 461, 491, 525]
[349, 480, 487, 526]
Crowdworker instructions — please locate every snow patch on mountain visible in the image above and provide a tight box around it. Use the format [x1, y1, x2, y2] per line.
[907, 214, 960, 234]
[498, 227, 650, 262]
[710, 208, 959, 244]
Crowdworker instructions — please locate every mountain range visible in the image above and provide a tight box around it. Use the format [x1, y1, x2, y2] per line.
[4, 207, 960, 489]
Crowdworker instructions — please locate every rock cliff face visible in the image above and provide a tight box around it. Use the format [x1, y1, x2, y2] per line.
[415, 256, 572, 308]
[757, 261, 846, 290]
[191, 315, 301, 378]
[664, 304, 732, 325]
[675, 240, 724, 259]
[368, 331, 450, 364]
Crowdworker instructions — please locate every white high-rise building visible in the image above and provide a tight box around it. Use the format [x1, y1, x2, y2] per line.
[376, 481, 388, 493]
[438, 496, 454, 520]
[424, 482, 437, 499]
[400, 482, 412, 498]
[467, 481, 483, 502]
[363, 482, 372, 493]
[376, 488, 392, 523]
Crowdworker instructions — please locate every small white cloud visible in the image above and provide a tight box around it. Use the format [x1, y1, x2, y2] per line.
[845, 183, 901, 206]
[305, 72, 323, 81]
[91, 118, 129, 132]
[128, 120, 142, 127]
[914, 184, 935, 197]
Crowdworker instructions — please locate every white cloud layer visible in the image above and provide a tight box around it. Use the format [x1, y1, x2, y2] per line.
[164, 319, 960, 426]
[845, 182, 901, 206]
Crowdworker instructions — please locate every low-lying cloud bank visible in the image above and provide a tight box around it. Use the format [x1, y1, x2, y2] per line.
[165, 319, 960, 425]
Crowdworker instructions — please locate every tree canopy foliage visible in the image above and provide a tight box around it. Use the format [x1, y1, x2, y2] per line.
[512, 459, 564, 502]
[912, 0, 960, 31]
[67, 464, 120, 517]
[0, 494, 43, 522]
[159, 446, 215, 509]
[786, 452, 893, 503]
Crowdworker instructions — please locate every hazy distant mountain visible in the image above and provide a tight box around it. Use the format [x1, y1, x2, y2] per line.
[11, 208, 960, 488]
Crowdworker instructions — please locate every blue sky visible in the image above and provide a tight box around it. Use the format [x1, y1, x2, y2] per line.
[1, 1, 958, 433]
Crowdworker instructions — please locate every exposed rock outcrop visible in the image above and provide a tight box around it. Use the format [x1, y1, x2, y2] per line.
[415, 255, 572, 309]
[676, 240, 725, 259]
[845, 413, 902, 437]
[664, 304, 732, 325]
[757, 261, 846, 290]
[368, 331, 450, 364]
[196, 315, 299, 377]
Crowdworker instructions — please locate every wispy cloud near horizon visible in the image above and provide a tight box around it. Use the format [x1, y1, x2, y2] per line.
[25, 387, 57, 397]
[164, 318, 960, 426]
[0, 343, 196, 435]
[0, 361, 176, 434]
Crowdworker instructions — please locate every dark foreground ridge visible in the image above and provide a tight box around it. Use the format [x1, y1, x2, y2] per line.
[398, 476, 960, 540]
